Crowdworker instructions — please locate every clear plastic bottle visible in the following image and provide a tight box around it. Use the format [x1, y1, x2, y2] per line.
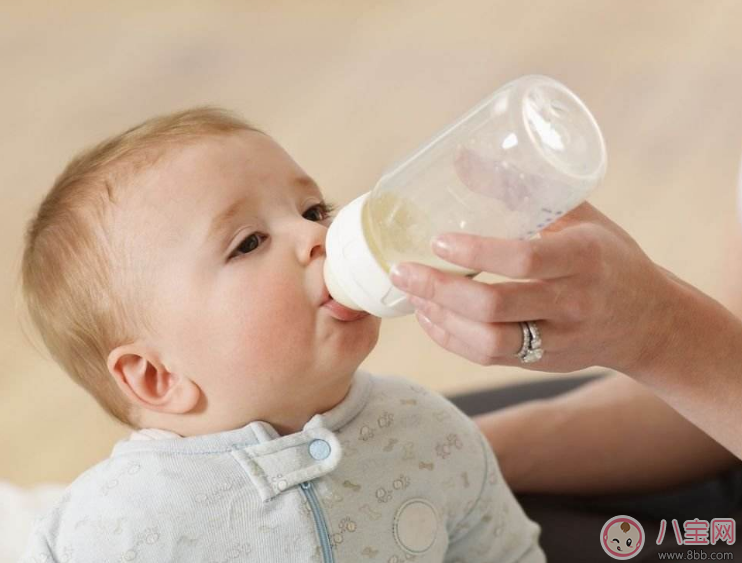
[324, 75, 607, 317]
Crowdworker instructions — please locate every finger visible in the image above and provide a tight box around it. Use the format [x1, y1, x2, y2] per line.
[414, 310, 540, 368]
[430, 222, 602, 280]
[412, 300, 525, 357]
[391, 263, 569, 323]
[415, 310, 571, 370]
[414, 309, 505, 366]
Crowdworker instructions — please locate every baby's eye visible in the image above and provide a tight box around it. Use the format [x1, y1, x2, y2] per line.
[229, 232, 267, 260]
[304, 201, 336, 222]
[627, 539, 632, 547]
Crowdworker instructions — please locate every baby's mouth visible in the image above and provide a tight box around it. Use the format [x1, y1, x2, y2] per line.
[321, 296, 370, 321]
[318, 278, 369, 321]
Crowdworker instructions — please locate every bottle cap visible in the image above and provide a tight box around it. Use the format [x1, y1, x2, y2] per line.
[324, 192, 414, 318]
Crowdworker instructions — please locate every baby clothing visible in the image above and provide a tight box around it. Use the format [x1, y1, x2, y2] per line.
[21, 370, 545, 562]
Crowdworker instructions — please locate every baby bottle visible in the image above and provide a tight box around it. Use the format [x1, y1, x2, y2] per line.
[324, 75, 607, 317]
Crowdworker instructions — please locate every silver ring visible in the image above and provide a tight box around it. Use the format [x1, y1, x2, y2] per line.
[515, 322, 531, 358]
[517, 321, 544, 364]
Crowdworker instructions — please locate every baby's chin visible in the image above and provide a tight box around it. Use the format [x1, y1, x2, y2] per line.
[329, 320, 380, 372]
[321, 308, 380, 340]
[350, 315, 382, 355]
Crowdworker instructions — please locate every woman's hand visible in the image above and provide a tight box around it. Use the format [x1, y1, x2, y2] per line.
[389, 202, 676, 374]
[390, 200, 742, 464]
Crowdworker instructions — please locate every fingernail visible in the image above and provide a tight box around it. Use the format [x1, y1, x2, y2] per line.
[432, 237, 451, 258]
[416, 310, 432, 326]
[389, 263, 410, 289]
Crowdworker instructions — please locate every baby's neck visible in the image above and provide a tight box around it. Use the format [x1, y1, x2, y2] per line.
[133, 372, 356, 438]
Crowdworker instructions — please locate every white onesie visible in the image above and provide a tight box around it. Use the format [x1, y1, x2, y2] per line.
[22, 370, 545, 562]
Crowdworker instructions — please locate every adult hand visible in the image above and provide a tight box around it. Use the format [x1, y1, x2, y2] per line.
[389, 202, 675, 375]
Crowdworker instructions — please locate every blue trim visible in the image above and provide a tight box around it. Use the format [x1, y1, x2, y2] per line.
[300, 481, 335, 563]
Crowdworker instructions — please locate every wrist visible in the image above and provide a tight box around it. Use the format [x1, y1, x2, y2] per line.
[617, 263, 692, 378]
[623, 263, 742, 388]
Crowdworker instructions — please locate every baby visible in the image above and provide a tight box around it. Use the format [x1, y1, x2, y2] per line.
[20, 107, 545, 562]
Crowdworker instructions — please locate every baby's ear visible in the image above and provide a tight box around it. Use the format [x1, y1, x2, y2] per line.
[107, 344, 201, 415]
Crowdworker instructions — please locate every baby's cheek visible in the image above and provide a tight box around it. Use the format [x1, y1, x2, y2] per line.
[218, 276, 316, 363]
[247, 289, 315, 346]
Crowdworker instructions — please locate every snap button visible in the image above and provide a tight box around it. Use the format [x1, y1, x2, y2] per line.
[309, 439, 331, 460]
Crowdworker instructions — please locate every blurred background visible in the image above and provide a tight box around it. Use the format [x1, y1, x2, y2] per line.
[2, 0, 742, 492]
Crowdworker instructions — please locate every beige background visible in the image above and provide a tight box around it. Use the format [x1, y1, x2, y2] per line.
[2, 1, 742, 487]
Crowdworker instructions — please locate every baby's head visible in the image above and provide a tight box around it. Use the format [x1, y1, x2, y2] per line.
[21, 107, 381, 436]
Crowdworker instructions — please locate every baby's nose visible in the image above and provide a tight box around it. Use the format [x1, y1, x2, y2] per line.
[297, 222, 327, 265]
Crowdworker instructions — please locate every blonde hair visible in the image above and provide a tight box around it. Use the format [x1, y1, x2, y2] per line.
[20, 107, 263, 426]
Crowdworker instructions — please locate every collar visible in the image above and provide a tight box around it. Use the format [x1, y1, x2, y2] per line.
[129, 428, 182, 441]
[112, 369, 374, 502]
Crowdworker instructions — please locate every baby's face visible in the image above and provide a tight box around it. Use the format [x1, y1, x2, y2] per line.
[122, 131, 380, 433]
[603, 520, 642, 556]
